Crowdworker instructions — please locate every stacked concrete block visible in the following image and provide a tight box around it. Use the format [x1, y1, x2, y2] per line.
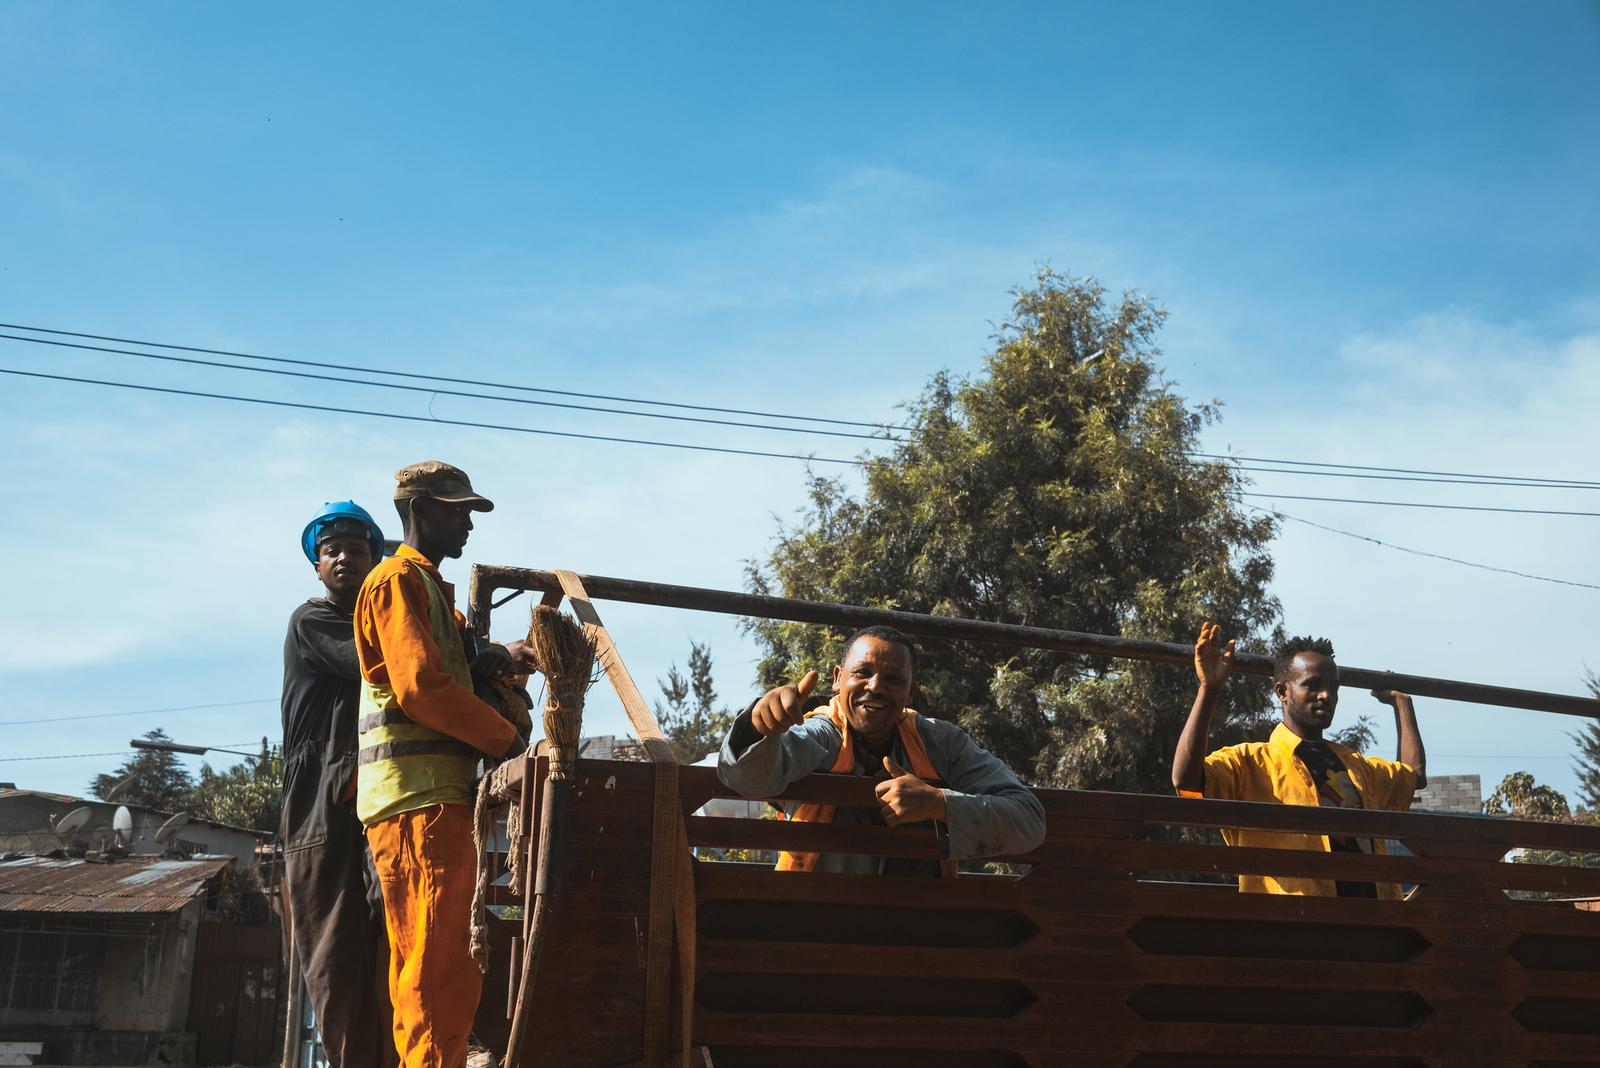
[1412, 773, 1483, 814]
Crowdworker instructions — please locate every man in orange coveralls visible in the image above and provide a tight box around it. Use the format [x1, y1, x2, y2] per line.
[354, 461, 533, 1068]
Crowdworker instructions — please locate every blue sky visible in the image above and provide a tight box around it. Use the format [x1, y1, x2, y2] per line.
[2, 2, 1598, 804]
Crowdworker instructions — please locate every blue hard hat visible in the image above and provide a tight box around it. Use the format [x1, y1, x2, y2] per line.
[301, 500, 386, 564]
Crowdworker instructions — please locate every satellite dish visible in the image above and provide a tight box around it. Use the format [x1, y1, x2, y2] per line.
[113, 806, 134, 847]
[154, 812, 191, 844]
[103, 773, 136, 802]
[54, 806, 93, 835]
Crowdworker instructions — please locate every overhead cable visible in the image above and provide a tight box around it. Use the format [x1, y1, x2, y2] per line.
[1202, 452, 1600, 489]
[8, 362, 1596, 511]
[0, 333, 895, 442]
[0, 367, 859, 465]
[1251, 506, 1600, 589]
[9, 320, 1597, 487]
[0, 750, 140, 763]
[0, 698, 276, 728]
[0, 320, 904, 431]
[1235, 465, 1600, 491]
[1242, 492, 1600, 518]
[0, 741, 265, 764]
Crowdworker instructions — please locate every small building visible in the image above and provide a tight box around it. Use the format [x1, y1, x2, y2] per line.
[0, 788, 264, 868]
[578, 735, 645, 762]
[0, 853, 279, 1066]
[1412, 773, 1483, 814]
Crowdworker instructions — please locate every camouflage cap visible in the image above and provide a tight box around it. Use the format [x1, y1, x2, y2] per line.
[392, 460, 495, 511]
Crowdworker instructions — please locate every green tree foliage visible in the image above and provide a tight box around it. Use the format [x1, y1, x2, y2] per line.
[1571, 672, 1600, 814]
[188, 739, 283, 834]
[1329, 714, 1377, 755]
[745, 270, 1282, 792]
[87, 729, 194, 811]
[655, 642, 735, 763]
[1484, 768, 1596, 898]
[1484, 771, 1570, 819]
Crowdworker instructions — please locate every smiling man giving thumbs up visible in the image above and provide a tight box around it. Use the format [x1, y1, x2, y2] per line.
[718, 625, 1046, 877]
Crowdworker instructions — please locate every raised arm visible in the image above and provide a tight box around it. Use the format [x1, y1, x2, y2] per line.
[1371, 680, 1427, 789]
[718, 671, 837, 798]
[1172, 622, 1234, 794]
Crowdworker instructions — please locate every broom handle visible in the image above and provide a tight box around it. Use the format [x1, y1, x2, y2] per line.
[504, 774, 567, 1067]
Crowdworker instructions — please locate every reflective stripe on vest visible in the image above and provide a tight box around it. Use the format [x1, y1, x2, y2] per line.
[775, 694, 959, 878]
[356, 562, 480, 826]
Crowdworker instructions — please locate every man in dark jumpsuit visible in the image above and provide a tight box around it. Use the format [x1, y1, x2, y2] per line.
[281, 500, 397, 1068]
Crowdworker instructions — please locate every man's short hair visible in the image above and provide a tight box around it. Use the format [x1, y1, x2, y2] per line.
[843, 625, 919, 673]
[1273, 635, 1336, 683]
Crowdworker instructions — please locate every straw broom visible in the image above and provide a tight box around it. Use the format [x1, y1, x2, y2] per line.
[504, 604, 596, 1067]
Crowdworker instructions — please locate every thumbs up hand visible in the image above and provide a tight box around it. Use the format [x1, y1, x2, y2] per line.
[875, 755, 947, 827]
[751, 669, 819, 737]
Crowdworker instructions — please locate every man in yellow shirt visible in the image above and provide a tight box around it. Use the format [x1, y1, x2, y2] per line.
[1171, 623, 1427, 896]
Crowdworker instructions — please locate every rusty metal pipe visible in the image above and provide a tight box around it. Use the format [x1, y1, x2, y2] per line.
[468, 564, 1600, 721]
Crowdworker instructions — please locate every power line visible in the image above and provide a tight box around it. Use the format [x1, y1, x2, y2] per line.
[0, 333, 895, 443]
[1242, 492, 1600, 518]
[1236, 465, 1600, 491]
[0, 699, 276, 728]
[15, 318, 1600, 493]
[0, 750, 139, 763]
[1251, 506, 1600, 590]
[0, 742, 265, 764]
[8, 356, 1596, 508]
[0, 367, 860, 465]
[1433, 753, 1572, 760]
[11, 319, 1599, 490]
[1202, 452, 1600, 489]
[0, 320, 903, 432]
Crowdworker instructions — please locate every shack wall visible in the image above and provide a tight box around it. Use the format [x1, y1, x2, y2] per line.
[94, 901, 198, 1033]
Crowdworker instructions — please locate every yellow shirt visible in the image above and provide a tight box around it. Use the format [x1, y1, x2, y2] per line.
[1187, 722, 1419, 897]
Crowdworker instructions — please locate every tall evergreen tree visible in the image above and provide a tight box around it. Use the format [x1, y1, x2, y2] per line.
[655, 642, 735, 763]
[1571, 672, 1600, 814]
[87, 729, 194, 812]
[746, 270, 1281, 792]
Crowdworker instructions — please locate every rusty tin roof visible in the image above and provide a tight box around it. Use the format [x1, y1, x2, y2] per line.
[0, 854, 234, 914]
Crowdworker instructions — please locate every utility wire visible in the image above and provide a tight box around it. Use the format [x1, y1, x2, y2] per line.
[0, 367, 860, 465]
[10, 320, 1598, 488]
[1236, 465, 1599, 491]
[1202, 452, 1600, 489]
[0, 320, 903, 432]
[0, 699, 276, 728]
[0, 333, 894, 442]
[0, 750, 141, 763]
[0, 742, 264, 764]
[13, 320, 1600, 490]
[1242, 492, 1600, 518]
[13, 366, 1600, 498]
[1250, 506, 1600, 590]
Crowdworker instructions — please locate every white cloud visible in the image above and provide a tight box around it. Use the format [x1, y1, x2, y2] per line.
[1206, 307, 1600, 800]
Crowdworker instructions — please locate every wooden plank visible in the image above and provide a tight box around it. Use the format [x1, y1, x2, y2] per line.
[678, 762, 1600, 852]
[555, 570, 690, 1068]
[694, 939, 1596, 999]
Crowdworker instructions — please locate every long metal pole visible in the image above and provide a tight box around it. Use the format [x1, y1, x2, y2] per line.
[469, 564, 1600, 721]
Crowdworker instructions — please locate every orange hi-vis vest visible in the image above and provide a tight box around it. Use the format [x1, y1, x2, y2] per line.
[775, 694, 959, 878]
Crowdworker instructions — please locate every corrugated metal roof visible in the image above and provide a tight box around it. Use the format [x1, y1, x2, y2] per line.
[0, 854, 233, 914]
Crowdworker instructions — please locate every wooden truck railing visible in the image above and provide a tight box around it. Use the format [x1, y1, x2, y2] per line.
[466, 565, 1600, 1068]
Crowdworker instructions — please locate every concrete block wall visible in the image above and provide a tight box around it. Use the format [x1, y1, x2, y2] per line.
[1412, 773, 1482, 814]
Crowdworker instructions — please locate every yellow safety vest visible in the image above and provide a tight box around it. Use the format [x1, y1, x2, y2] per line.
[356, 564, 480, 826]
[776, 695, 958, 878]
